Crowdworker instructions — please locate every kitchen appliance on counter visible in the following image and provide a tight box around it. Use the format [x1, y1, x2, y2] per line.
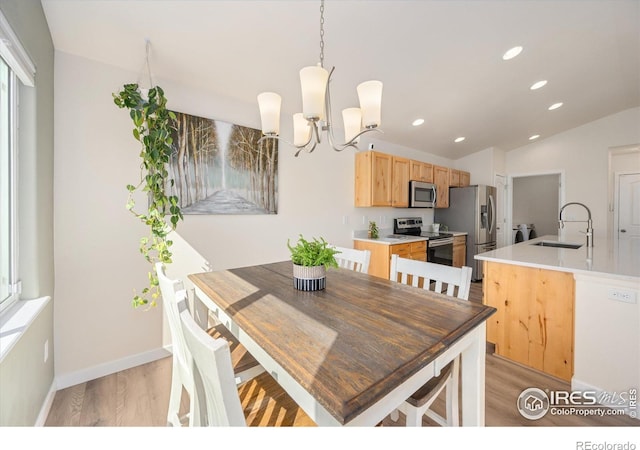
[409, 181, 437, 208]
[393, 217, 454, 266]
[435, 185, 496, 280]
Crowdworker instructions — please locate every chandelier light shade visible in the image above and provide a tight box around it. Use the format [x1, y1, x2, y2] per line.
[293, 113, 311, 146]
[257, 92, 282, 136]
[357, 80, 383, 128]
[300, 65, 329, 121]
[257, 0, 383, 156]
[342, 107, 362, 143]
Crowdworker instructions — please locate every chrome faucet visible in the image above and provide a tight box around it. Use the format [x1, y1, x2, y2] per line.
[559, 202, 594, 247]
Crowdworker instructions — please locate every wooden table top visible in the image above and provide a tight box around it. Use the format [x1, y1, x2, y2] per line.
[189, 261, 496, 425]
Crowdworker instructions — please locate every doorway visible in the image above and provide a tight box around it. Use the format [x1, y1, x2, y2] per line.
[507, 172, 564, 245]
[608, 145, 640, 241]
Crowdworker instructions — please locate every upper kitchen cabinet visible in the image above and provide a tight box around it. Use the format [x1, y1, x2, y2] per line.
[355, 151, 393, 206]
[433, 165, 450, 208]
[355, 150, 463, 208]
[450, 169, 461, 187]
[409, 160, 433, 183]
[459, 170, 470, 187]
[392, 156, 410, 207]
[450, 169, 471, 187]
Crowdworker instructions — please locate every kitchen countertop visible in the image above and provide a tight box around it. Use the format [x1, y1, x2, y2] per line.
[353, 230, 467, 245]
[475, 234, 640, 282]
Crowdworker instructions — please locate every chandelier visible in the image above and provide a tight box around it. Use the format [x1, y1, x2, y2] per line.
[257, 0, 383, 156]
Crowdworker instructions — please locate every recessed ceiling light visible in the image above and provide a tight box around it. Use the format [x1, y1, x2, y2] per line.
[502, 46, 523, 60]
[529, 134, 540, 140]
[548, 102, 563, 110]
[530, 80, 547, 90]
[454, 137, 465, 143]
[412, 118, 425, 127]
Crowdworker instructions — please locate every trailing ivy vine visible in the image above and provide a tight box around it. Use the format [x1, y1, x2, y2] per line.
[113, 84, 183, 308]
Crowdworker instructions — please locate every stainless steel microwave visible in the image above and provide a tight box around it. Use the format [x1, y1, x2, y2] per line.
[409, 180, 437, 208]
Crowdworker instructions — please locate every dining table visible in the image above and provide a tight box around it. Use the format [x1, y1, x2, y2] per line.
[188, 260, 496, 427]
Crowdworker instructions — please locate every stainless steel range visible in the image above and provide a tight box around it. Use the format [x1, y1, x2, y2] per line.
[393, 217, 455, 266]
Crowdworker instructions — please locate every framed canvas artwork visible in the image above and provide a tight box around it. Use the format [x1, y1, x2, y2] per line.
[167, 111, 278, 214]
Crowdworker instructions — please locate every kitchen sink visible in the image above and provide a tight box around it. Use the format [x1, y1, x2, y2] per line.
[532, 241, 583, 249]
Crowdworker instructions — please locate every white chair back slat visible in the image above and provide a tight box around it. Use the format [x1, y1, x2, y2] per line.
[177, 292, 247, 427]
[155, 262, 196, 426]
[332, 246, 371, 274]
[389, 255, 472, 301]
[156, 263, 192, 382]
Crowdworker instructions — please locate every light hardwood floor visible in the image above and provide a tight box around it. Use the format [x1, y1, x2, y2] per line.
[45, 282, 638, 427]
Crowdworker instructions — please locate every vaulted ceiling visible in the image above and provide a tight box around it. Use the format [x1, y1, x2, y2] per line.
[41, 0, 640, 159]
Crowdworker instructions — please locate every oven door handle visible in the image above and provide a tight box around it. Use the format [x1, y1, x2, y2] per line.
[428, 238, 454, 247]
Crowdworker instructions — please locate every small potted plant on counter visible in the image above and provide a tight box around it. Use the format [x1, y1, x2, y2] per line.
[287, 235, 340, 291]
[368, 221, 379, 239]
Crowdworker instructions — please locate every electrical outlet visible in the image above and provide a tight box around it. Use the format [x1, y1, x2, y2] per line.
[362, 216, 368, 225]
[608, 289, 637, 304]
[44, 339, 49, 363]
[342, 215, 349, 225]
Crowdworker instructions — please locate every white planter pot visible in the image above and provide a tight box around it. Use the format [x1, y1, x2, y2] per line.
[292, 264, 326, 291]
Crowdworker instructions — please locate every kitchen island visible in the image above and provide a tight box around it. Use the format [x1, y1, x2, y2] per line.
[476, 234, 639, 417]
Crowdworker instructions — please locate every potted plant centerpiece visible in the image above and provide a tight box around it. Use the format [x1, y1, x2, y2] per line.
[287, 235, 340, 291]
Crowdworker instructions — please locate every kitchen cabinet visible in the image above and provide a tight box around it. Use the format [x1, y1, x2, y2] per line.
[355, 150, 462, 208]
[433, 165, 450, 208]
[452, 235, 466, 268]
[459, 170, 470, 187]
[355, 151, 392, 206]
[392, 156, 410, 207]
[449, 169, 461, 187]
[483, 261, 574, 381]
[409, 160, 433, 183]
[354, 240, 426, 279]
[449, 169, 471, 187]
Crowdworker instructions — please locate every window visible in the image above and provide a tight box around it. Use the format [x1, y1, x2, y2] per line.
[0, 56, 17, 312]
[0, 10, 35, 312]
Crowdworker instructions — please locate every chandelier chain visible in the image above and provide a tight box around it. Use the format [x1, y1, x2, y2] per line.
[319, 0, 325, 67]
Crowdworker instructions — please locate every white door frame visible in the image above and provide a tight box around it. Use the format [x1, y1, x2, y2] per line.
[506, 170, 565, 245]
[613, 171, 640, 240]
[608, 144, 640, 241]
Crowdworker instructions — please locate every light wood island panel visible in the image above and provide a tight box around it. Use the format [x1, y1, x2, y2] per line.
[483, 261, 575, 381]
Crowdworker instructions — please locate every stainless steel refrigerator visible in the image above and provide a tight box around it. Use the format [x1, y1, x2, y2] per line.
[435, 185, 496, 281]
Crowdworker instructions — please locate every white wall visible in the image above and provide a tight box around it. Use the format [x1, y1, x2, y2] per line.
[52, 51, 456, 382]
[506, 107, 640, 238]
[455, 147, 493, 186]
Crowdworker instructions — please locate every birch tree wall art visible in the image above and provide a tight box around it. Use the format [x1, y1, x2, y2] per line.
[167, 111, 278, 214]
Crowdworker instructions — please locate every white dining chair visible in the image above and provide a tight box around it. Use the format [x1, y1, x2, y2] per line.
[176, 291, 315, 427]
[388, 255, 473, 427]
[332, 246, 371, 274]
[155, 263, 264, 426]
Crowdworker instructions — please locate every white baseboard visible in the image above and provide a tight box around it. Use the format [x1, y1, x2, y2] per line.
[572, 377, 639, 419]
[55, 347, 171, 390]
[35, 379, 57, 426]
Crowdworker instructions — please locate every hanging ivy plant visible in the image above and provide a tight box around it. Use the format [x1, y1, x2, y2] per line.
[113, 83, 182, 308]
